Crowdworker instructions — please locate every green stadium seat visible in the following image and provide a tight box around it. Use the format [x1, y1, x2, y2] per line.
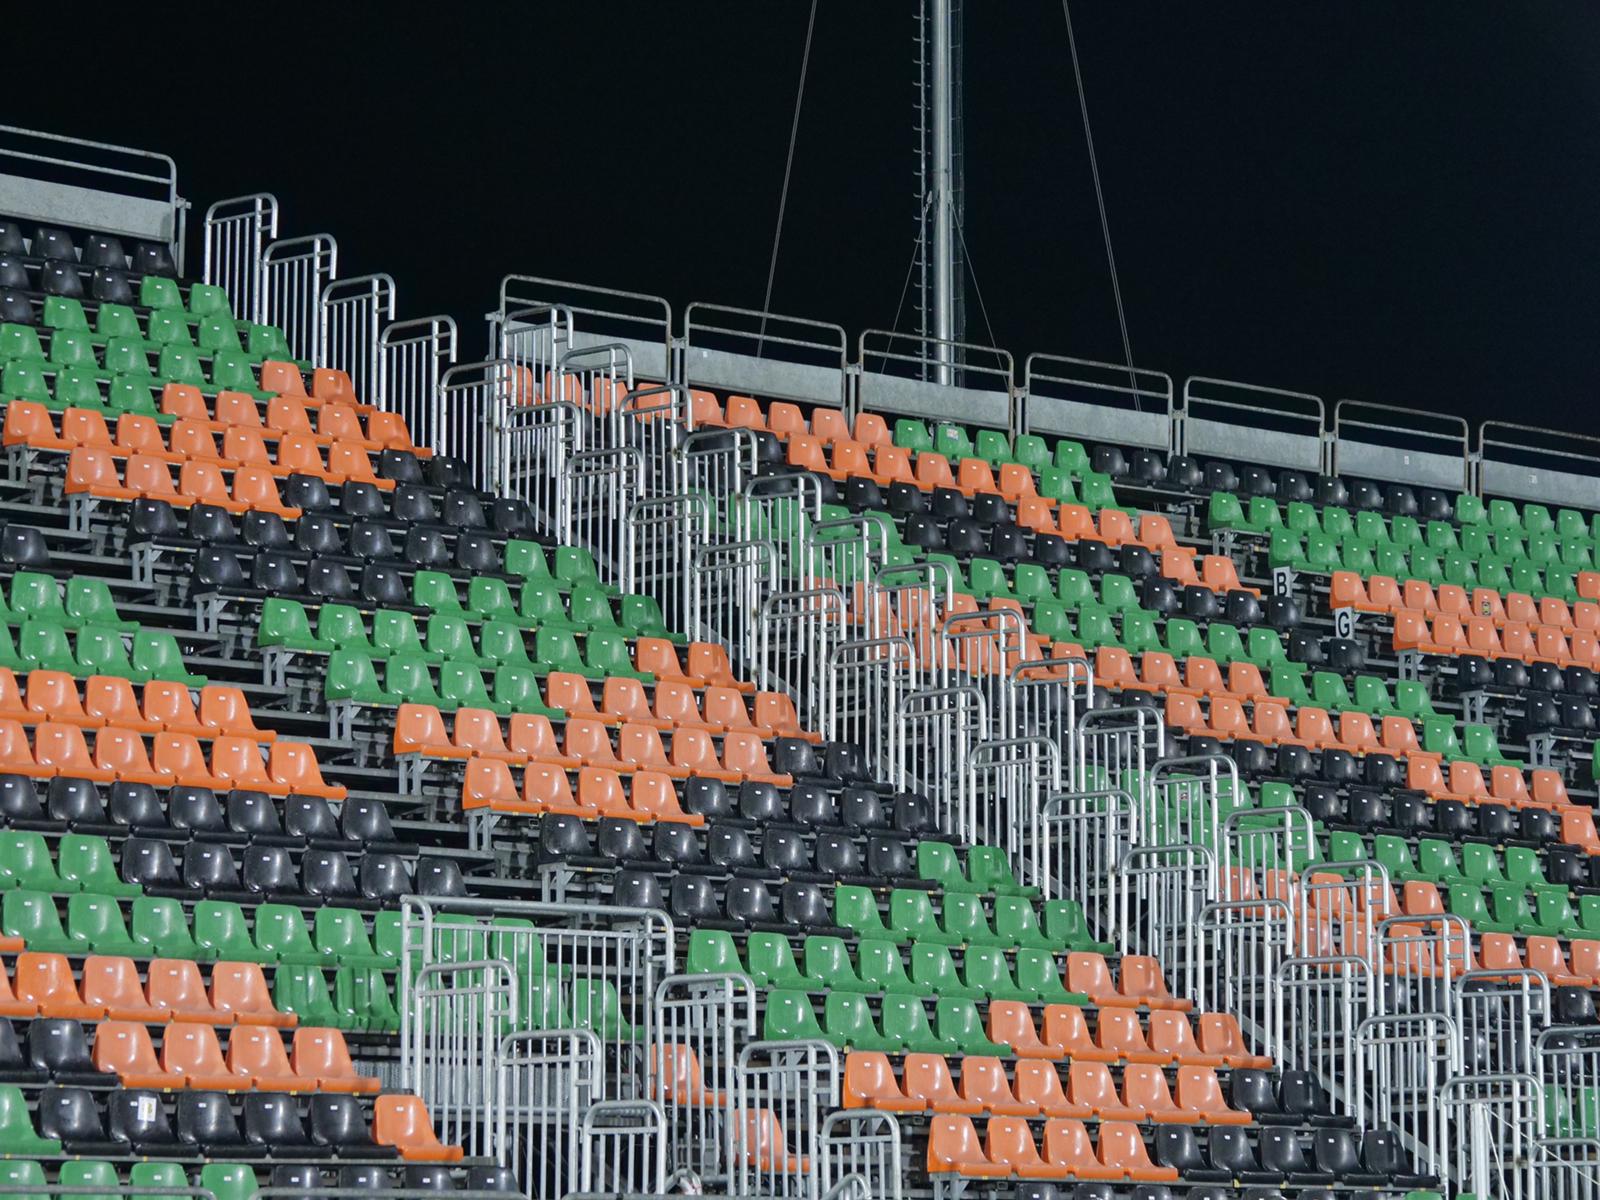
[131, 630, 205, 686]
[936, 998, 1009, 1055]
[259, 599, 334, 651]
[742, 932, 819, 988]
[131, 896, 203, 959]
[0, 1084, 60, 1155]
[858, 940, 920, 994]
[255, 903, 323, 965]
[57, 834, 139, 897]
[836, 886, 898, 942]
[3, 889, 72, 952]
[66, 892, 138, 955]
[763, 988, 826, 1042]
[0, 831, 63, 892]
[199, 1164, 260, 1200]
[804, 936, 869, 992]
[823, 990, 889, 1051]
[906, 942, 977, 998]
[1042, 900, 1113, 954]
[194, 900, 268, 963]
[891, 889, 959, 945]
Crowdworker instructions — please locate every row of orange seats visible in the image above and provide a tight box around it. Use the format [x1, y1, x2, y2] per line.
[258, 362, 375, 414]
[547, 673, 815, 741]
[1055, 955, 1189, 1016]
[0, 671, 272, 740]
[63, 439, 394, 513]
[1405, 755, 1561, 812]
[95, 1020, 376, 1093]
[463, 762, 700, 823]
[161, 383, 421, 454]
[1093, 648, 1271, 700]
[396, 691, 813, 773]
[1334, 571, 1600, 633]
[6, 394, 419, 464]
[928, 1113, 1176, 1182]
[634, 638, 750, 693]
[63, 448, 303, 518]
[0, 952, 287, 1026]
[0, 720, 342, 797]
[690, 392, 887, 445]
[1394, 609, 1600, 669]
[853, 1053, 1249, 1126]
[1162, 693, 1438, 760]
[1477, 931, 1600, 986]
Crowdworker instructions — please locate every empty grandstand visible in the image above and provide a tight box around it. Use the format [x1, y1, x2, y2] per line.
[0, 12, 1594, 1198]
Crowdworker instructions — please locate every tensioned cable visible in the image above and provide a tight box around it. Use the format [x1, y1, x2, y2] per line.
[1062, 0, 1143, 411]
[757, 0, 819, 356]
[954, 212, 1000, 354]
[885, 190, 936, 360]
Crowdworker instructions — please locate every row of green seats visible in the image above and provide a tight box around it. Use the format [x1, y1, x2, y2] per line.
[834, 884, 1105, 953]
[1547, 1084, 1600, 1139]
[916, 842, 1037, 897]
[261, 587, 671, 660]
[1327, 831, 1556, 891]
[689, 927, 1097, 1004]
[0, 352, 268, 412]
[523, 977, 643, 1042]
[0, 367, 169, 420]
[26, 304, 281, 367]
[0, 832, 136, 896]
[891, 417, 1092, 479]
[4, 887, 398, 968]
[0, 331, 268, 398]
[1418, 717, 1517, 766]
[282, 961, 399, 1032]
[1461, 492, 1600, 544]
[1043, 605, 1300, 674]
[765, 987, 1011, 1055]
[45, 288, 289, 353]
[0, 619, 203, 686]
[1443, 880, 1587, 939]
[138, 277, 231, 319]
[1269, 528, 1587, 598]
[0, 1159, 264, 1200]
[0, 571, 133, 631]
[1270, 667, 1438, 719]
[325, 633, 641, 710]
[1210, 487, 1600, 545]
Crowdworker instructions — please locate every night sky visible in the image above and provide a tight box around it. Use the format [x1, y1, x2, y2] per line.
[9, 4, 1600, 438]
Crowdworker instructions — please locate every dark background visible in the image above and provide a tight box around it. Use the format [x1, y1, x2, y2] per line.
[8, 4, 1598, 434]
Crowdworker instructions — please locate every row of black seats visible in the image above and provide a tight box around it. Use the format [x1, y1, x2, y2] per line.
[172, 504, 530, 569]
[0, 272, 133, 310]
[0, 223, 176, 276]
[610, 867, 843, 936]
[1015, 1188, 1379, 1200]
[1520, 693, 1600, 740]
[539, 812, 931, 887]
[1477, 659, 1600, 700]
[0, 525, 50, 569]
[189, 546, 511, 607]
[273, 1164, 516, 1193]
[0, 1016, 105, 1084]
[1138, 579, 1300, 631]
[1150, 1122, 1429, 1189]
[1307, 783, 1563, 845]
[1182, 730, 1413, 788]
[38, 1084, 397, 1159]
[131, 477, 530, 542]
[121, 838, 465, 907]
[673, 777, 945, 838]
[0, 776, 401, 850]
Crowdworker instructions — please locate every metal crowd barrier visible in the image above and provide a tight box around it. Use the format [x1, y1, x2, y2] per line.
[203, 192, 277, 323]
